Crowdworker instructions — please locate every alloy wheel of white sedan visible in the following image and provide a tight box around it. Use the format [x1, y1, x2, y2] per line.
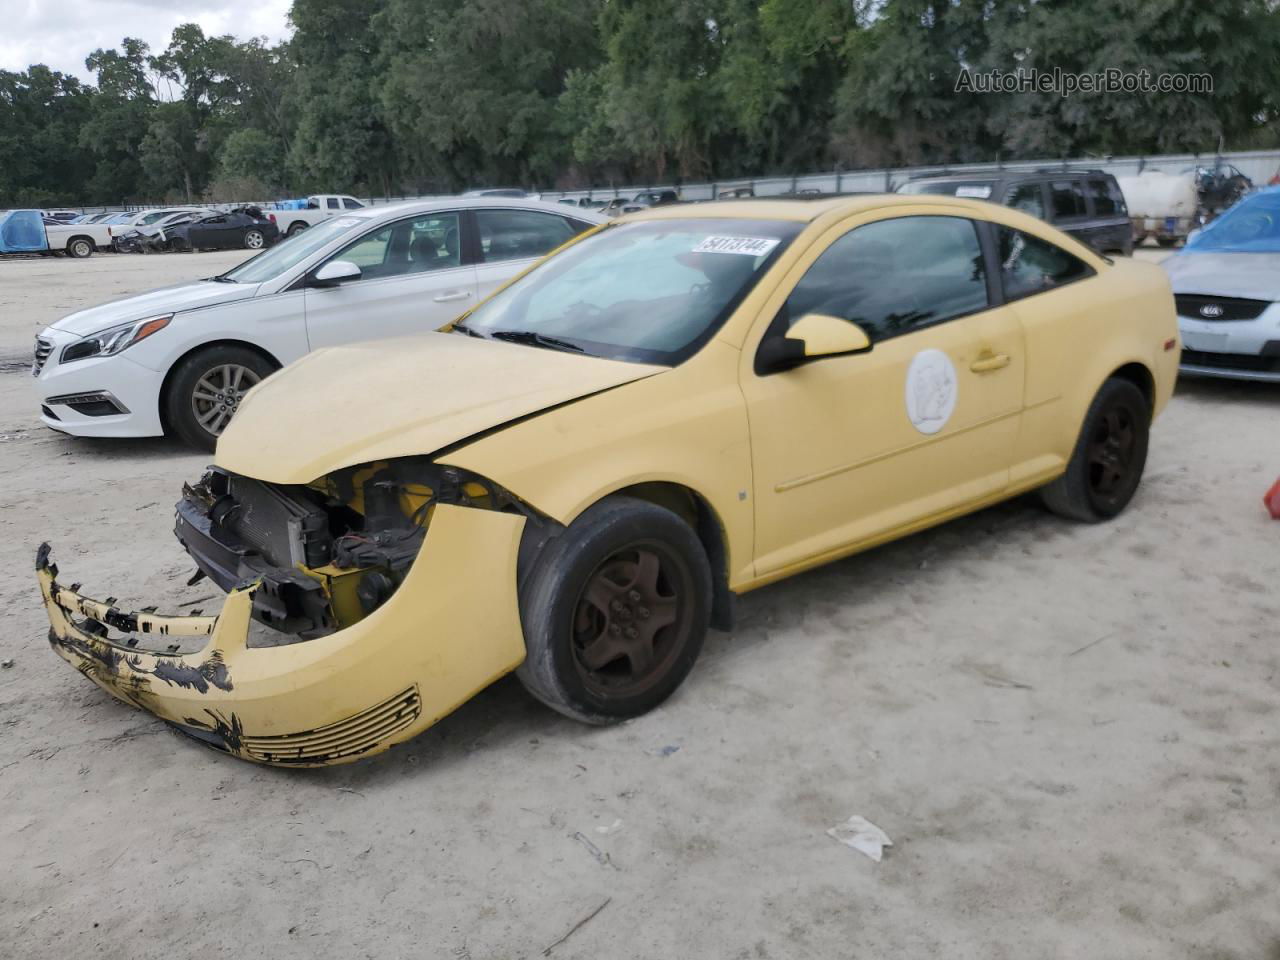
[192, 363, 262, 437]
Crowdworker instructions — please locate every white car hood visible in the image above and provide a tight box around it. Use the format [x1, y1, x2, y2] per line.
[49, 280, 259, 337]
[1162, 252, 1280, 301]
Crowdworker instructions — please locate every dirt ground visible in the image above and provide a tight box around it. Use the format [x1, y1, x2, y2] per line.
[1, 248, 1278, 959]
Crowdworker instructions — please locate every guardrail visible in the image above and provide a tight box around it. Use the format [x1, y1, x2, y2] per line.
[34, 148, 1280, 214]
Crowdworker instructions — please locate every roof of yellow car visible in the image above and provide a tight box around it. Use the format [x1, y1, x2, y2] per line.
[619, 193, 994, 223]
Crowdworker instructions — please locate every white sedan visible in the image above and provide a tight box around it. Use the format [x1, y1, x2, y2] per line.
[32, 198, 605, 449]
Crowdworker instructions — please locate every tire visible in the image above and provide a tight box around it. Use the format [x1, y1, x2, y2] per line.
[67, 237, 94, 259]
[1040, 377, 1150, 522]
[516, 495, 712, 724]
[1156, 236, 1179, 248]
[164, 345, 274, 451]
[244, 229, 266, 250]
[287, 222, 307, 237]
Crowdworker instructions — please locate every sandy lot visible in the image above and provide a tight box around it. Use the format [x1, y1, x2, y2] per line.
[1, 248, 1278, 959]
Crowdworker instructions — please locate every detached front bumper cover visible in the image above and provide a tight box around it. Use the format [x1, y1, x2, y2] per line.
[36, 504, 528, 767]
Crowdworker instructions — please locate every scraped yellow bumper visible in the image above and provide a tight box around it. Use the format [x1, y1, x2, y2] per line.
[37, 505, 527, 767]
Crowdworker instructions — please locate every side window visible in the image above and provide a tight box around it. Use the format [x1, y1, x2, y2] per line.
[783, 216, 989, 343]
[326, 212, 462, 281]
[326, 197, 340, 210]
[476, 209, 575, 263]
[1105, 179, 1127, 216]
[342, 197, 362, 209]
[997, 227, 1094, 300]
[1087, 179, 1117, 216]
[1006, 183, 1046, 219]
[1050, 180, 1087, 219]
[564, 217, 594, 236]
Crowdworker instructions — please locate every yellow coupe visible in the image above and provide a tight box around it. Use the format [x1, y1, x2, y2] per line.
[38, 195, 1179, 765]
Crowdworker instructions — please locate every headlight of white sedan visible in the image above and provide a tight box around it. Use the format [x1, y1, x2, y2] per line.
[60, 314, 173, 364]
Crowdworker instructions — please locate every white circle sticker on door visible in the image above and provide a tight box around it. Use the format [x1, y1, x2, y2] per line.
[905, 349, 958, 435]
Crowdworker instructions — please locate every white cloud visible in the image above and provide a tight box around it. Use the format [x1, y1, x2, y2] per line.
[0, 0, 294, 82]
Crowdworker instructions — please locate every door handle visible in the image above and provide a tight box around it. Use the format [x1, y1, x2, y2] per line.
[433, 290, 472, 303]
[970, 353, 1011, 373]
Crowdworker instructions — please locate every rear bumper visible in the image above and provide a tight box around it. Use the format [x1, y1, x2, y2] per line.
[37, 503, 528, 767]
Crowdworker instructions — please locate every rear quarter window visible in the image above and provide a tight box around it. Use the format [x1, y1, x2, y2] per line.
[997, 227, 1095, 300]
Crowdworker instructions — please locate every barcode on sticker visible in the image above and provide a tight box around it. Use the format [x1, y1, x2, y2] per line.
[692, 236, 780, 257]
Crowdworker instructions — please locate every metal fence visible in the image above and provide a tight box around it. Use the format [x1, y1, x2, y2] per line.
[51, 147, 1280, 215]
[532, 148, 1280, 204]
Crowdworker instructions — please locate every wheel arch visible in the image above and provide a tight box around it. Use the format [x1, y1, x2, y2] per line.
[157, 340, 284, 433]
[1108, 361, 1156, 419]
[604, 481, 734, 631]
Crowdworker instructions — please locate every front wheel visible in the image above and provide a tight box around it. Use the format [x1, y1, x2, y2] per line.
[517, 496, 712, 723]
[244, 229, 265, 250]
[1040, 377, 1150, 522]
[164, 345, 274, 451]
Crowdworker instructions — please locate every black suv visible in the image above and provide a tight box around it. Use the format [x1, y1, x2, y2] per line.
[899, 170, 1132, 256]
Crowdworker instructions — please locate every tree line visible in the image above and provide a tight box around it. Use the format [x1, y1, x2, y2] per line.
[3, 0, 1279, 207]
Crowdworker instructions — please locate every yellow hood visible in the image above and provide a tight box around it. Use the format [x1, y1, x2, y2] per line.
[215, 332, 664, 484]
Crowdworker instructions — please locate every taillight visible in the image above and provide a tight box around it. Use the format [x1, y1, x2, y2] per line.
[269, 213, 276, 224]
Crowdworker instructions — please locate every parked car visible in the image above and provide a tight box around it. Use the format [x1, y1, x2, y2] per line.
[265, 195, 367, 237]
[1162, 186, 1280, 382]
[558, 197, 606, 210]
[632, 189, 679, 206]
[111, 208, 217, 253]
[36, 193, 1177, 766]
[899, 170, 1133, 256]
[0, 209, 112, 258]
[168, 208, 280, 252]
[41, 210, 82, 223]
[462, 188, 527, 198]
[31, 198, 605, 449]
[600, 197, 648, 217]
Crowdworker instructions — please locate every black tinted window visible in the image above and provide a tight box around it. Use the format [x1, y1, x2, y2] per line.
[1087, 179, 1118, 216]
[1050, 181, 1087, 219]
[342, 197, 362, 209]
[326, 197, 340, 209]
[1006, 183, 1045, 219]
[476, 209, 575, 262]
[997, 227, 1094, 300]
[784, 216, 989, 343]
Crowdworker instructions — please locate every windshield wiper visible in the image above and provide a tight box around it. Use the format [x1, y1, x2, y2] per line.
[204, 275, 237, 283]
[450, 320, 486, 338]
[487, 330, 585, 353]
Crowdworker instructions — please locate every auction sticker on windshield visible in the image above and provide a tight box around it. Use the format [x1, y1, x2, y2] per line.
[692, 236, 781, 256]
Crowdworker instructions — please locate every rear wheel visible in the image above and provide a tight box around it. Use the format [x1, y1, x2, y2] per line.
[67, 237, 94, 259]
[287, 222, 307, 237]
[1040, 377, 1150, 522]
[165, 345, 274, 451]
[244, 229, 265, 250]
[517, 496, 712, 723]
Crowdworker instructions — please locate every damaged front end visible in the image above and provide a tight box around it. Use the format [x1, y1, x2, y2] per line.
[38, 459, 545, 766]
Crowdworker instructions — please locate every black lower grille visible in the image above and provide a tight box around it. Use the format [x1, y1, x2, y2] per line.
[1181, 349, 1279, 373]
[41, 405, 59, 420]
[1174, 294, 1270, 322]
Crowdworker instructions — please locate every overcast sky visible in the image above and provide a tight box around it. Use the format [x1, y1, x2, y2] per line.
[0, 0, 294, 82]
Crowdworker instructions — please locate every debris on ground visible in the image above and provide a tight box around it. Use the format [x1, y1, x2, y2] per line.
[594, 818, 623, 836]
[541, 896, 611, 957]
[1, 658, 13, 668]
[570, 831, 618, 870]
[827, 815, 893, 862]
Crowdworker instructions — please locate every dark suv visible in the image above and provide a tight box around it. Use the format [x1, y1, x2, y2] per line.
[899, 170, 1132, 256]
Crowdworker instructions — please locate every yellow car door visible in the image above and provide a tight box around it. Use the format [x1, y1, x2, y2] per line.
[739, 212, 1026, 579]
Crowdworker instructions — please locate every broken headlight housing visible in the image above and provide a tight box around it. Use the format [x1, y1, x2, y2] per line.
[61, 313, 172, 364]
[175, 458, 541, 638]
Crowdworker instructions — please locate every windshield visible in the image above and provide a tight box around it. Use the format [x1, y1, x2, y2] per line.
[221, 216, 366, 284]
[460, 217, 800, 364]
[1185, 189, 1280, 253]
